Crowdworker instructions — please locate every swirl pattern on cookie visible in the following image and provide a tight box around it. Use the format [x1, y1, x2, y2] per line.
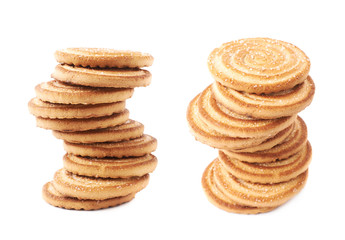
[208, 38, 310, 93]
[223, 116, 308, 162]
[52, 64, 152, 88]
[28, 97, 125, 119]
[52, 119, 144, 143]
[63, 134, 157, 158]
[63, 153, 158, 178]
[212, 76, 315, 119]
[35, 109, 129, 132]
[53, 168, 149, 200]
[55, 48, 154, 68]
[187, 94, 268, 150]
[202, 160, 276, 214]
[42, 182, 135, 210]
[213, 159, 308, 208]
[197, 85, 296, 138]
[219, 141, 312, 184]
[35, 80, 134, 104]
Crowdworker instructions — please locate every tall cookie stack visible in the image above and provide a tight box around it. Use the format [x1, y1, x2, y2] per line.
[187, 38, 315, 214]
[28, 48, 157, 210]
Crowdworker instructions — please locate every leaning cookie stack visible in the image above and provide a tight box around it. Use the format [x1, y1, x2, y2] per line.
[28, 48, 157, 210]
[187, 38, 315, 214]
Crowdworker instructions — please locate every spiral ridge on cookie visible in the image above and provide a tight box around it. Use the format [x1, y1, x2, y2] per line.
[208, 38, 310, 94]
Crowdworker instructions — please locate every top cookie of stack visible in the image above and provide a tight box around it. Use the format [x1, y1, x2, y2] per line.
[208, 38, 315, 119]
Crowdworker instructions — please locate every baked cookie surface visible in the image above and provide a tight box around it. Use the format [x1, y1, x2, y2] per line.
[208, 38, 310, 93]
[53, 168, 150, 200]
[42, 182, 135, 210]
[35, 80, 133, 104]
[63, 134, 157, 158]
[52, 64, 152, 88]
[52, 119, 144, 143]
[55, 48, 154, 68]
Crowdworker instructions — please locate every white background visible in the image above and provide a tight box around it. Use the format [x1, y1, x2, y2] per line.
[1, 0, 344, 239]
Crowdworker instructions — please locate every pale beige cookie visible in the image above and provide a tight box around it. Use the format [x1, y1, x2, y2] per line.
[208, 38, 310, 93]
[219, 141, 312, 184]
[187, 94, 269, 150]
[53, 168, 150, 200]
[197, 85, 296, 138]
[52, 64, 152, 88]
[213, 159, 308, 208]
[202, 160, 276, 214]
[35, 80, 133, 104]
[28, 97, 125, 119]
[223, 116, 308, 162]
[35, 109, 129, 132]
[42, 181, 135, 210]
[52, 119, 144, 143]
[63, 153, 158, 178]
[212, 76, 315, 119]
[54, 48, 154, 68]
[63, 134, 157, 158]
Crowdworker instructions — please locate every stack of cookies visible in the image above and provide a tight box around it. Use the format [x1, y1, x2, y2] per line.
[187, 38, 315, 214]
[28, 48, 158, 210]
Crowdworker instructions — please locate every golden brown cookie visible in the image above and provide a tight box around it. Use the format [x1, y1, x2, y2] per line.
[208, 38, 310, 94]
[52, 119, 144, 143]
[42, 181, 135, 210]
[223, 116, 308, 162]
[53, 168, 150, 200]
[213, 159, 308, 208]
[202, 160, 276, 214]
[218, 141, 312, 183]
[63, 134, 157, 158]
[212, 76, 315, 119]
[35, 80, 133, 104]
[197, 85, 296, 138]
[63, 153, 158, 178]
[35, 109, 129, 132]
[52, 64, 152, 88]
[54, 48, 154, 68]
[28, 97, 125, 119]
[187, 94, 268, 150]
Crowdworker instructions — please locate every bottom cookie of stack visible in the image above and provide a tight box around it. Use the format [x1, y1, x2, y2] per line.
[202, 158, 309, 214]
[43, 167, 152, 210]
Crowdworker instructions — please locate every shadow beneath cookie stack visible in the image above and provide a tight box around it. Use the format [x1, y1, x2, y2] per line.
[28, 48, 157, 210]
[187, 38, 315, 214]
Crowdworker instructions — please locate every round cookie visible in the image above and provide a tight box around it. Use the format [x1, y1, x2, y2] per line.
[35, 80, 133, 104]
[212, 76, 315, 119]
[208, 38, 310, 94]
[219, 141, 312, 184]
[35, 109, 129, 132]
[53, 168, 150, 200]
[52, 119, 144, 143]
[52, 64, 152, 88]
[187, 94, 269, 150]
[213, 159, 308, 208]
[197, 85, 296, 138]
[63, 134, 157, 158]
[223, 116, 308, 162]
[28, 97, 125, 119]
[63, 153, 158, 178]
[42, 182, 135, 210]
[54, 48, 154, 68]
[202, 160, 276, 214]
